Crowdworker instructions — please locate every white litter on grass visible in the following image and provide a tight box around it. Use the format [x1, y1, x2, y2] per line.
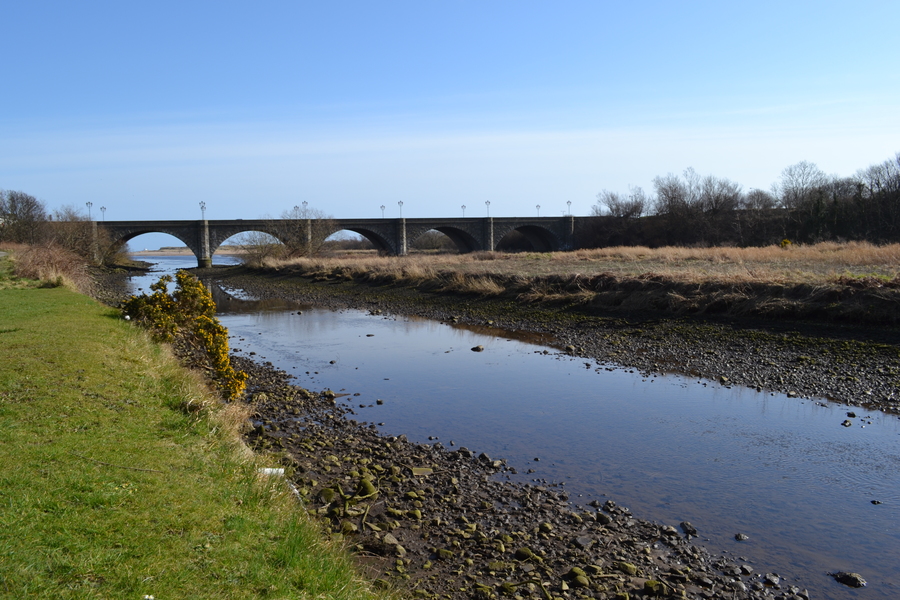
[257, 467, 303, 501]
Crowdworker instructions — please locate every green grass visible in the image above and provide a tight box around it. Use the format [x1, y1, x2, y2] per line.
[0, 255, 385, 599]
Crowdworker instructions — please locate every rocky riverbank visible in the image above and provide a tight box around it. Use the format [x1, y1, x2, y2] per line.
[233, 353, 814, 600]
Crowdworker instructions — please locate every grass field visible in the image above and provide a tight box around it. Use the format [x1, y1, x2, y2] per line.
[0, 251, 385, 600]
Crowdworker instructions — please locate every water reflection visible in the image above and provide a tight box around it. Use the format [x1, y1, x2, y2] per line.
[129, 256, 900, 600]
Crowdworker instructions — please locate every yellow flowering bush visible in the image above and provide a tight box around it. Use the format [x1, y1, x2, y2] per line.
[122, 271, 247, 399]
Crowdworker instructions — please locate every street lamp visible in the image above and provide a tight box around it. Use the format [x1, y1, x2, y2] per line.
[199, 201, 206, 220]
[398, 201, 404, 218]
[485, 200, 490, 217]
[380, 205, 385, 218]
[461, 205, 466, 217]
[86, 202, 93, 221]
[536, 204, 541, 217]
[302, 200, 308, 217]
[100, 206, 106, 221]
[567, 200, 572, 215]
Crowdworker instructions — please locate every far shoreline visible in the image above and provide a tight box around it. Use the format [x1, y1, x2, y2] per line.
[129, 246, 246, 257]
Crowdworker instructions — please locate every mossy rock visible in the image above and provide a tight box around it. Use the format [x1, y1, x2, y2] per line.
[498, 581, 517, 596]
[356, 478, 377, 498]
[515, 547, 540, 561]
[644, 580, 671, 596]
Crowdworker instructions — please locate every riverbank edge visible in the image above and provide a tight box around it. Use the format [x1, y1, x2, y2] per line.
[203, 264, 900, 415]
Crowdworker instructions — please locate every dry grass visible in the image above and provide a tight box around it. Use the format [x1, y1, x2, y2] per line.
[264, 241, 900, 286]
[0, 242, 96, 294]
[248, 242, 900, 324]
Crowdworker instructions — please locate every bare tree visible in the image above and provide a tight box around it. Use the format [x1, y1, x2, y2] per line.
[235, 229, 285, 266]
[593, 186, 648, 219]
[698, 175, 743, 214]
[652, 169, 704, 217]
[773, 161, 828, 209]
[743, 189, 777, 211]
[857, 153, 900, 196]
[49, 205, 93, 256]
[0, 190, 48, 244]
[274, 205, 338, 257]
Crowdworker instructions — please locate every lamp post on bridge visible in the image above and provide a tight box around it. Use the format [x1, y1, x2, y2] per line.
[536, 204, 541, 217]
[461, 205, 466, 218]
[380, 205, 385, 218]
[199, 201, 206, 220]
[567, 200, 572, 215]
[86, 202, 93, 221]
[302, 200, 308, 218]
[485, 200, 490, 217]
[100, 206, 106, 221]
[398, 201, 403, 218]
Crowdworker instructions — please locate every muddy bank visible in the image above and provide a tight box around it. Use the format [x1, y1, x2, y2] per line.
[204, 265, 900, 415]
[234, 354, 815, 600]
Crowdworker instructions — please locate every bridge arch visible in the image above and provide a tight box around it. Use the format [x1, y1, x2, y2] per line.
[411, 226, 481, 253]
[494, 223, 563, 252]
[99, 223, 206, 264]
[326, 227, 394, 254]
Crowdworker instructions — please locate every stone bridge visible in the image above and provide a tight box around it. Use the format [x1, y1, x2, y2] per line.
[97, 216, 578, 267]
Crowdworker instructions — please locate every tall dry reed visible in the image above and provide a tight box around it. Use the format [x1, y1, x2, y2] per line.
[260, 242, 900, 286]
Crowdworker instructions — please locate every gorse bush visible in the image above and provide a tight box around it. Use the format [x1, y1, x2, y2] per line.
[122, 270, 247, 399]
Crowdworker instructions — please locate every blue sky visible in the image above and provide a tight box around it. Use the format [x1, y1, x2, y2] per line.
[2, 1, 898, 239]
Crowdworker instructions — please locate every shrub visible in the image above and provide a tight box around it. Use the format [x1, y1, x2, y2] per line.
[122, 270, 247, 399]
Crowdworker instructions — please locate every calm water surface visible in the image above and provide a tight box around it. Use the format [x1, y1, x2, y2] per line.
[130, 256, 900, 600]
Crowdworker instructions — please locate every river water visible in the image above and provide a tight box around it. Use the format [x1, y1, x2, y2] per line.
[129, 255, 900, 599]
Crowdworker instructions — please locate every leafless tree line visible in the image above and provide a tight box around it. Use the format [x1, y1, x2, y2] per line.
[588, 152, 900, 246]
[0, 190, 124, 262]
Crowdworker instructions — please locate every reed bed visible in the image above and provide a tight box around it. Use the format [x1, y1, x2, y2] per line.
[248, 242, 900, 324]
[264, 241, 900, 286]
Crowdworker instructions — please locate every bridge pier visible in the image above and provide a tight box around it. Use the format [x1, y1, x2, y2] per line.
[396, 218, 407, 255]
[198, 220, 212, 268]
[482, 217, 494, 251]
